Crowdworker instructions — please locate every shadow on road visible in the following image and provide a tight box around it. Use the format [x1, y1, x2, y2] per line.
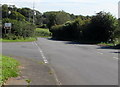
[47, 38, 95, 45]
[46, 38, 120, 50]
[110, 51, 120, 53]
[47, 38, 63, 41]
[97, 45, 120, 50]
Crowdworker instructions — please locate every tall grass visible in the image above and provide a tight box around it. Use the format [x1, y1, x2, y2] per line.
[0, 55, 19, 85]
[0, 37, 37, 42]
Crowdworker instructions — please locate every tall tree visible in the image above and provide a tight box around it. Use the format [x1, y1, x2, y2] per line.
[43, 11, 71, 29]
[87, 11, 118, 43]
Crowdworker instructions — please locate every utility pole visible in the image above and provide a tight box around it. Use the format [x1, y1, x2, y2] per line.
[33, 2, 35, 25]
[29, 11, 31, 22]
[118, 1, 120, 18]
[32, 1, 36, 25]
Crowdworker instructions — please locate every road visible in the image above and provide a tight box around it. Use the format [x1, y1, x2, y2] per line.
[2, 37, 118, 85]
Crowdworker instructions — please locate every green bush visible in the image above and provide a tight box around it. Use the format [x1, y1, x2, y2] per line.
[2, 18, 36, 39]
[2, 34, 19, 40]
[85, 11, 118, 43]
[9, 11, 26, 21]
[50, 19, 90, 40]
[37, 24, 47, 28]
[50, 11, 118, 44]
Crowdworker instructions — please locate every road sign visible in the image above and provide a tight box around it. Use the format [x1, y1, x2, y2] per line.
[4, 23, 12, 29]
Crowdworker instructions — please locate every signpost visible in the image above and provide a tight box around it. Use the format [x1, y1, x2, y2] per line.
[4, 23, 12, 34]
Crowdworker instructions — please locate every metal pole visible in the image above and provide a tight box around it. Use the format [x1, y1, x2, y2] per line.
[118, 1, 120, 18]
[33, 2, 35, 24]
[29, 11, 30, 22]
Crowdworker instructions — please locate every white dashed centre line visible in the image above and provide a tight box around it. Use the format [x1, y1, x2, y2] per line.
[113, 57, 119, 60]
[97, 52, 103, 54]
[33, 42, 48, 64]
[33, 41, 62, 85]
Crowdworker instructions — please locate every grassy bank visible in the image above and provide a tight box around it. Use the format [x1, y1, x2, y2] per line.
[97, 42, 115, 46]
[35, 28, 51, 37]
[0, 55, 19, 85]
[97, 37, 120, 46]
[0, 37, 37, 42]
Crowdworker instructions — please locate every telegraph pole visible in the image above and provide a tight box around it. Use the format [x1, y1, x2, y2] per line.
[33, 2, 35, 25]
[118, 1, 120, 18]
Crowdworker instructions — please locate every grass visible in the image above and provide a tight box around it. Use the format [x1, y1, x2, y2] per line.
[35, 28, 51, 37]
[97, 37, 120, 46]
[97, 42, 114, 46]
[0, 28, 51, 42]
[0, 55, 19, 85]
[0, 37, 37, 42]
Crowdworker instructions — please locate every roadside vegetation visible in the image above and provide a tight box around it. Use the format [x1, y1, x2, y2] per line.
[0, 37, 36, 42]
[0, 55, 19, 85]
[1, 4, 120, 48]
[35, 28, 51, 37]
[2, 18, 36, 41]
[2, 5, 36, 42]
[50, 12, 118, 43]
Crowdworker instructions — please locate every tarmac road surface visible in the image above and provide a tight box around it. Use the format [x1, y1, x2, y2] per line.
[2, 37, 119, 85]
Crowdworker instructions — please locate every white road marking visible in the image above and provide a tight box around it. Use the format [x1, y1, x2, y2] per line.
[33, 42, 48, 64]
[75, 45, 80, 46]
[113, 57, 119, 60]
[33, 42, 62, 85]
[97, 52, 103, 54]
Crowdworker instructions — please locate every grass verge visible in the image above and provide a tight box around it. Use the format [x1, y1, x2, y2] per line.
[0, 37, 37, 42]
[0, 55, 19, 85]
[98, 39, 120, 47]
[97, 42, 115, 46]
[35, 28, 51, 37]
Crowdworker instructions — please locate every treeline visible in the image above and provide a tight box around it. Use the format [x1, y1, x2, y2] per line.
[45, 11, 120, 44]
[50, 12, 119, 44]
[2, 4, 120, 44]
[2, 4, 90, 27]
[2, 4, 36, 40]
[2, 4, 89, 40]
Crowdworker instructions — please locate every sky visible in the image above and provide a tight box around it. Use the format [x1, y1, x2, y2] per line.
[0, 0, 119, 18]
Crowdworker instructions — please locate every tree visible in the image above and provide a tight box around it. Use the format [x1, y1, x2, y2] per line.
[9, 11, 25, 21]
[17, 8, 42, 24]
[43, 11, 71, 29]
[86, 11, 118, 43]
[2, 18, 36, 39]
[114, 19, 120, 44]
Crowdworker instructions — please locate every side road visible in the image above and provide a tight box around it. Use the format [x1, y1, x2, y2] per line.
[2, 42, 57, 85]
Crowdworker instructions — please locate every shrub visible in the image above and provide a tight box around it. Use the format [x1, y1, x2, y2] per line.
[50, 11, 118, 44]
[85, 11, 118, 43]
[50, 19, 91, 40]
[2, 18, 36, 39]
